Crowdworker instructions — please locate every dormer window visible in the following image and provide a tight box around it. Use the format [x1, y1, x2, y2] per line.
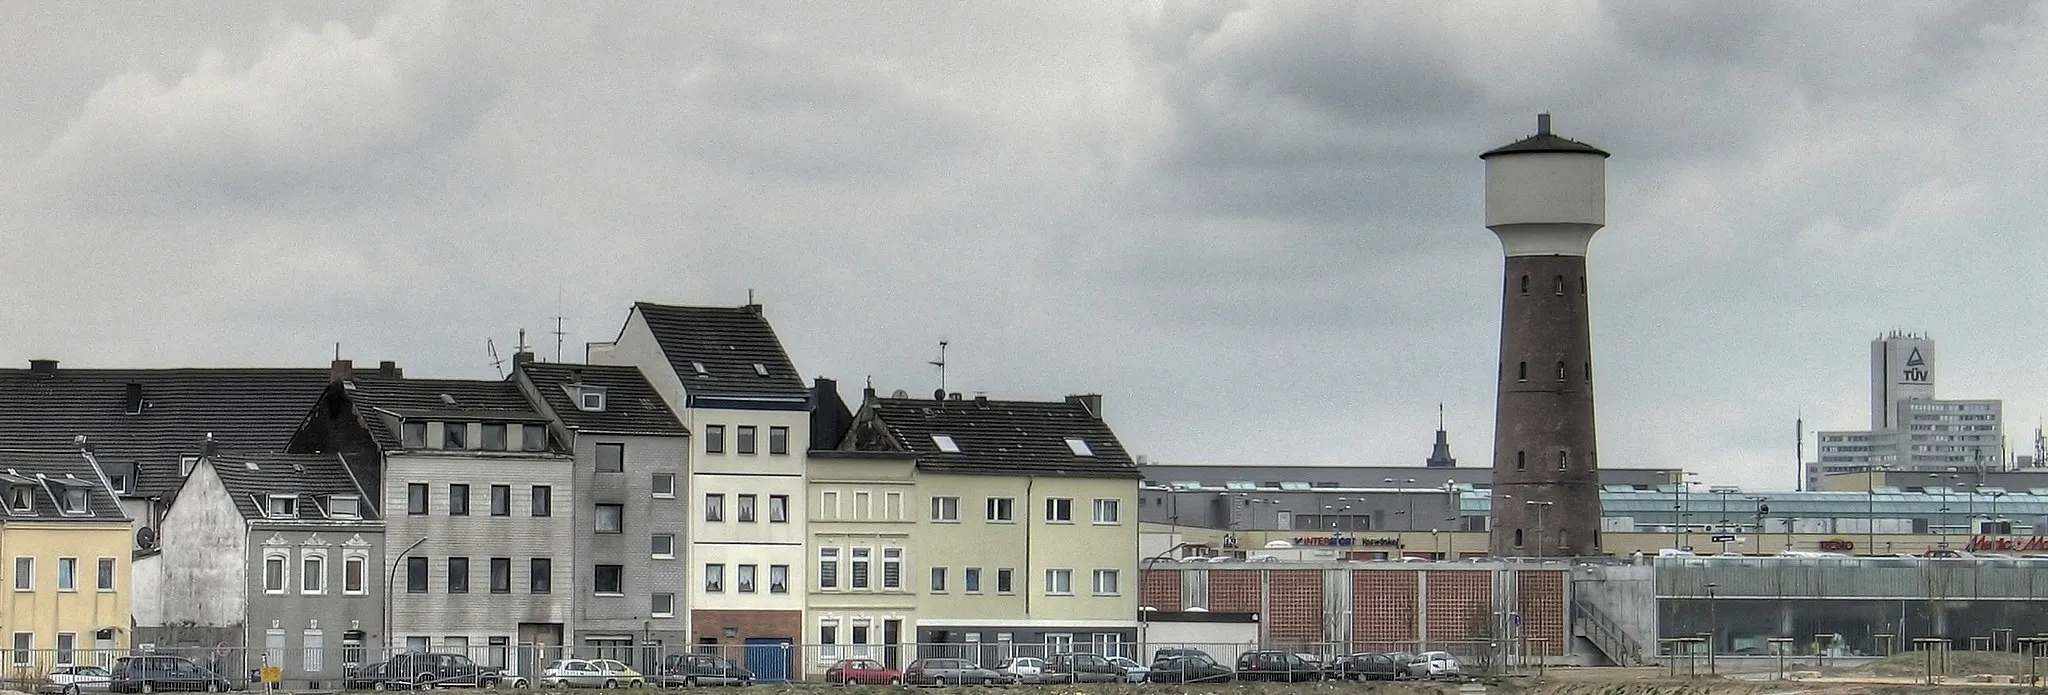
[752, 363, 769, 377]
[7, 486, 33, 513]
[107, 467, 133, 495]
[266, 494, 299, 518]
[442, 423, 468, 450]
[329, 495, 360, 519]
[1064, 438, 1095, 456]
[400, 422, 428, 449]
[180, 456, 200, 477]
[931, 435, 961, 453]
[59, 487, 90, 515]
[566, 385, 607, 412]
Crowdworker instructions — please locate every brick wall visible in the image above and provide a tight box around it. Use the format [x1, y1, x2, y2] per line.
[1206, 570, 1262, 613]
[1266, 570, 1324, 648]
[1353, 570, 1419, 645]
[1423, 570, 1492, 644]
[1141, 569, 1182, 611]
[1516, 570, 1566, 655]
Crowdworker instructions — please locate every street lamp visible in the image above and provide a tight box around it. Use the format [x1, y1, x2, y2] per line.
[1930, 473, 1958, 547]
[1525, 500, 1554, 560]
[385, 536, 428, 657]
[1705, 582, 1719, 660]
[1386, 478, 1418, 530]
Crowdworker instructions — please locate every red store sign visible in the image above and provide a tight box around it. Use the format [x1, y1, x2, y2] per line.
[1964, 535, 2048, 552]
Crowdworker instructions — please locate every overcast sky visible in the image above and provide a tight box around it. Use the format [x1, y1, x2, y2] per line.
[5, 1, 2045, 490]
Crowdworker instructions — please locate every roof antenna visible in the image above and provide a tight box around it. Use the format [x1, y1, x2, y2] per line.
[1438, 403, 1445, 430]
[487, 339, 505, 379]
[929, 340, 949, 394]
[549, 285, 568, 363]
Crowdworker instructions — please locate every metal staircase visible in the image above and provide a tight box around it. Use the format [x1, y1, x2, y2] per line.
[1571, 598, 1646, 666]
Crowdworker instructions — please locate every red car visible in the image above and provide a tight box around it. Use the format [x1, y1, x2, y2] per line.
[825, 658, 902, 685]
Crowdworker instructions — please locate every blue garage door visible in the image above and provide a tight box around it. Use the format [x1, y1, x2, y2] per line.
[743, 638, 792, 683]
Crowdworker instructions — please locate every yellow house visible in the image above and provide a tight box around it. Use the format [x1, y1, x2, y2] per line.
[0, 450, 133, 675]
[838, 392, 1141, 663]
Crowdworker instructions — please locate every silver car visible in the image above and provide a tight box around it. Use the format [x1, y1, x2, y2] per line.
[40, 665, 111, 694]
[541, 659, 646, 688]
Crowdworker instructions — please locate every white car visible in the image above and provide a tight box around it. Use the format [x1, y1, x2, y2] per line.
[40, 664, 111, 694]
[994, 657, 1045, 684]
[1407, 651, 1463, 680]
[1104, 656, 1149, 683]
[541, 659, 645, 688]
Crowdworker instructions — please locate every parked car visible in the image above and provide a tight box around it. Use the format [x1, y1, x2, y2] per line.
[40, 664, 112, 694]
[1149, 647, 1213, 664]
[108, 655, 233, 693]
[1407, 651, 1464, 680]
[1328, 653, 1404, 681]
[1143, 656, 1231, 684]
[342, 662, 397, 691]
[659, 654, 753, 687]
[903, 658, 1000, 686]
[823, 659, 901, 686]
[540, 659, 645, 689]
[1103, 656, 1149, 683]
[1232, 651, 1324, 682]
[389, 652, 510, 689]
[1042, 653, 1126, 684]
[992, 657, 1045, 685]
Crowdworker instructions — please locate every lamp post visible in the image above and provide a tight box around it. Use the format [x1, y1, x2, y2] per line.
[1705, 582, 1719, 664]
[1867, 486, 1877, 558]
[1386, 478, 1418, 530]
[1930, 473, 1957, 547]
[1526, 500, 1553, 560]
[385, 536, 428, 658]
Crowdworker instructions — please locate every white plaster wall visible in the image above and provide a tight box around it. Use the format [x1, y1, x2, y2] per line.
[157, 462, 249, 627]
[1484, 152, 1606, 229]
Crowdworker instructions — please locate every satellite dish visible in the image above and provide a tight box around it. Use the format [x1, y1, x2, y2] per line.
[890, 390, 909, 399]
[135, 526, 158, 550]
[933, 388, 946, 401]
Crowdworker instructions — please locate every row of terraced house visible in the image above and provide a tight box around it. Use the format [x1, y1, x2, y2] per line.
[0, 302, 1140, 684]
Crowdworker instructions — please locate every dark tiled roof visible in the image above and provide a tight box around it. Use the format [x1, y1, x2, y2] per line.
[0, 367, 333, 498]
[342, 377, 548, 450]
[634, 302, 809, 401]
[0, 449, 130, 521]
[202, 452, 378, 522]
[1481, 133, 1610, 159]
[517, 363, 686, 436]
[859, 396, 1140, 479]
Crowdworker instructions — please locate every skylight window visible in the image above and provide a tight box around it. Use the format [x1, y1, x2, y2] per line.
[931, 435, 961, 453]
[1064, 438, 1094, 456]
[692, 361, 709, 376]
[753, 363, 769, 377]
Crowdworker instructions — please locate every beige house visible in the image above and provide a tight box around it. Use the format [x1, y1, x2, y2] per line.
[836, 392, 1141, 663]
[802, 450, 917, 677]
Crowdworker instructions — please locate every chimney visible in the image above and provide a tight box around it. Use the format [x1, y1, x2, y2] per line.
[947, 392, 962, 401]
[743, 303, 763, 315]
[200, 432, 217, 458]
[330, 359, 354, 383]
[123, 383, 144, 415]
[973, 394, 989, 408]
[1066, 394, 1103, 419]
[862, 386, 877, 404]
[512, 351, 535, 367]
[28, 359, 57, 376]
[378, 361, 401, 378]
[1537, 112, 1551, 135]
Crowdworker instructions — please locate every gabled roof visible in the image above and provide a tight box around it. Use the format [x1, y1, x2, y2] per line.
[517, 363, 686, 436]
[633, 302, 809, 401]
[853, 395, 1140, 479]
[0, 449, 129, 521]
[201, 452, 377, 522]
[0, 366, 333, 498]
[339, 377, 549, 451]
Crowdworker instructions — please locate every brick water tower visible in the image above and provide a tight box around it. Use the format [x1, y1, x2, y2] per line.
[1482, 114, 1608, 557]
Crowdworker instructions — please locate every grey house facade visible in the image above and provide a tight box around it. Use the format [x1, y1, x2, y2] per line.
[290, 374, 573, 676]
[151, 452, 382, 687]
[515, 360, 691, 668]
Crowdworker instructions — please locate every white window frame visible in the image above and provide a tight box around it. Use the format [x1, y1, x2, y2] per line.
[651, 534, 676, 559]
[263, 553, 289, 594]
[343, 553, 368, 595]
[55, 632, 75, 665]
[651, 592, 676, 617]
[769, 564, 790, 594]
[850, 547, 871, 590]
[11, 633, 30, 666]
[96, 557, 116, 592]
[300, 550, 327, 595]
[930, 496, 959, 522]
[1045, 568, 1074, 595]
[1092, 498, 1120, 525]
[704, 494, 725, 522]
[819, 621, 840, 661]
[329, 495, 360, 519]
[56, 556, 77, 592]
[1091, 569, 1120, 596]
[818, 547, 840, 591]
[881, 548, 903, 590]
[13, 557, 31, 591]
[652, 473, 676, 499]
[704, 563, 725, 593]
[931, 435, 960, 453]
[1064, 438, 1094, 456]
[929, 566, 947, 593]
[985, 497, 1014, 523]
[302, 629, 325, 672]
[1045, 497, 1073, 523]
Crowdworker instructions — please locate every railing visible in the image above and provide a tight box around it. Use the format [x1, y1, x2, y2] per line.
[1572, 598, 1645, 666]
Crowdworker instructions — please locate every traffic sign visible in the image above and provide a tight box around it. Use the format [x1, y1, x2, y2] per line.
[1711, 534, 1737, 543]
[260, 666, 282, 683]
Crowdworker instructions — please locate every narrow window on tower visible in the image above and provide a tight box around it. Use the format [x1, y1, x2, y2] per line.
[1557, 450, 1569, 471]
[1519, 275, 1529, 295]
[1517, 362, 1527, 382]
[1556, 362, 1567, 381]
[1559, 529, 1569, 549]
[1515, 451, 1525, 471]
[1579, 276, 1587, 295]
[1513, 529, 1524, 548]
[1553, 275, 1565, 295]
[1584, 362, 1592, 382]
